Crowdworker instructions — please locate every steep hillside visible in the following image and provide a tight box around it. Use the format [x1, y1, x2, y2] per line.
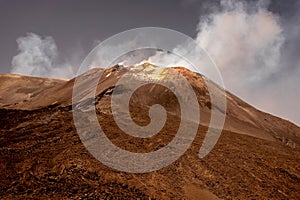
[0, 63, 299, 199]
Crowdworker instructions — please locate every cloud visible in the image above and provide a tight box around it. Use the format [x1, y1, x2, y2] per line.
[195, 0, 300, 126]
[11, 33, 74, 79]
[147, 0, 300, 126]
[149, 0, 284, 86]
[195, 0, 284, 89]
[146, 0, 300, 125]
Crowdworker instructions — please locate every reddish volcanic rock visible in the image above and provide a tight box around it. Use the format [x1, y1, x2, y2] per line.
[0, 63, 299, 199]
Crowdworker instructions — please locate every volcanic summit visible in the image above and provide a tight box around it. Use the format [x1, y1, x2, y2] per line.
[0, 63, 299, 199]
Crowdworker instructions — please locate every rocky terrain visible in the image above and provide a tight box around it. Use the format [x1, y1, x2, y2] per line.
[0, 63, 299, 199]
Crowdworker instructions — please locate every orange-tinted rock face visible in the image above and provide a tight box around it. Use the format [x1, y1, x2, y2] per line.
[0, 63, 299, 199]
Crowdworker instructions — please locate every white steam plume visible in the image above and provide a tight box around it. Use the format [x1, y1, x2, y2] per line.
[147, 0, 295, 119]
[149, 0, 284, 88]
[11, 33, 74, 79]
[148, 0, 300, 125]
[196, 0, 284, 89]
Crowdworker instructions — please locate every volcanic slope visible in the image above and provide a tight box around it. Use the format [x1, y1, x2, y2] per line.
[0, 63, 299, 199]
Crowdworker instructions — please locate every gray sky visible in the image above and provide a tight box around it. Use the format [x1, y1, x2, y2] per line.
[0, 0, 299, 125]
[0, 0, 202, 73]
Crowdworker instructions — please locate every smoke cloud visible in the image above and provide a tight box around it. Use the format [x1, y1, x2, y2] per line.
[148, 0, 300, 125]
[149, 0, 284, 88]
[11, 33, 74, 79]
[197, 0, 284, 89]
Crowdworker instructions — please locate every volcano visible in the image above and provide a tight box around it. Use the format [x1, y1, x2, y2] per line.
[0, 63, 299, 199]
